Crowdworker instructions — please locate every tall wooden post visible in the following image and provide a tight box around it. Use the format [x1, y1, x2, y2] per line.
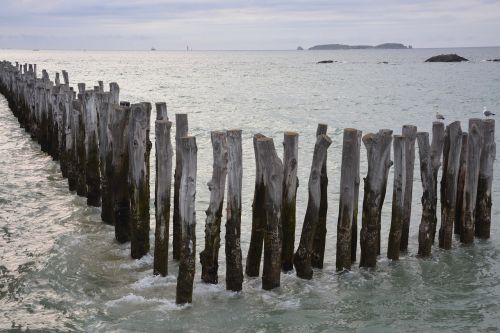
[294, 134, 332, 279]
[156, 102, 168, 120]
[176, 136, 197, 305]
[83, 90, 101, 207]
[455, 133, 468, 235]
[430, 122, 445, 243]
[200, 131, 228, 283]
[360, 129, 393, 268]
[173, 113, 188, 260]
[351, 130, 362, 262]
[400, 125, 417, 251]
[97, 91, 113, 224]
[74, 100, 87, 197]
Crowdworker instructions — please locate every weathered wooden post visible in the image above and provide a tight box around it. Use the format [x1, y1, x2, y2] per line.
[439, 121, 462, 249]
[312, 124, 329, 268]
[226, 130, 244, 291]
[360, 129, 393, 268]
[455, 133, 468, 235]
[430, 122, 445, 243]
[97, 91, 112, 223]
[336, 128, 361, 271]
[257, 137, 284, 289]
[475, 119, 496, 239]
[154, 119, 173, 276]
[400, 125, 417, 251]
[110, 104, 131, 243]
[416, 132, 435, 257]
[156, 102, 168, 120]
[200, 131, 228, 283]
[461, 119, 483, 243]
[129, 103, 152, 259]
[294, 133, 332, 279]
[281, 131, 299, 272]
[83, 90, 101, 207]
[173, 113, 189, 260]
[176, 136, 197, 305]
[245, 133, 267, 277]
[387, 135, 406, 260]
[74, 101, 87, 197]
[351, 130, 362, 262]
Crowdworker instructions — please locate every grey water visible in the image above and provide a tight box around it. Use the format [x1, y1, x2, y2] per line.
[1, 48, 500, 332]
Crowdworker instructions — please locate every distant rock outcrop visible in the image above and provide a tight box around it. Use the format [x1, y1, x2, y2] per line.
[425, 54, 469, 62]
[317, 60, 334, 64]
[297, 46, 304, 50]
[309, 43, 408, 50]
[487, 59, 500, 62]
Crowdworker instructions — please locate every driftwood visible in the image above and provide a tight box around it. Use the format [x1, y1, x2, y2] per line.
[430, 122, 445, 243]
[461, 119, 483, 243]
[439, 121, 462, 249]
[281, 131, 299, 272]
[257, 137, 284, 290]
[360, 129, 393, 268]
[475, 119, 496, 239]
[176, 136, 197, 305]
[128, 102, 152, 259]
[294, 134, 332, 279]
[416, 132, 435, 257]
[387, 135, 406, 260]
[225, 130, 244, 291]
[336, 128, 361, 271]
[400, 125, 417, 251]
[312, 124, 329, 268]
[173, 113, 189, 260]
[245, 133, 267, 277]
[154, 119, 173, 276]
[455, 133, 468, 235]
[200, 131, 228, 284]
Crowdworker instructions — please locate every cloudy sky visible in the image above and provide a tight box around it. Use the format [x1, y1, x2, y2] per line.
[0, 0, 499, 50]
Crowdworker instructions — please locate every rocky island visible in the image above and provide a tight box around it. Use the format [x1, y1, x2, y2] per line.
[309, 43, 410, 50]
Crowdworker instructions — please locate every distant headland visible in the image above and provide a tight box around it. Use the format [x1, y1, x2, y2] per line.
[307, 43, 411, 50]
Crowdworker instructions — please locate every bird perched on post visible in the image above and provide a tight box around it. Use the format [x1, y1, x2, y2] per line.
[483, 106, 495, 117]
[435, 112, 445, 121]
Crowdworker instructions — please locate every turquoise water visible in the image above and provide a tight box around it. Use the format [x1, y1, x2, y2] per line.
[1, 48, 500, 332]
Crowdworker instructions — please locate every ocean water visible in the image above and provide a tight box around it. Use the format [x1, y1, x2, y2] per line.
[1, 48, 500, 332]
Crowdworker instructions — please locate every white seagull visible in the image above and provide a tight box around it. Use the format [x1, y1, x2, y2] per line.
[435, 112, 445, 121]
[483, 106, 495, 117]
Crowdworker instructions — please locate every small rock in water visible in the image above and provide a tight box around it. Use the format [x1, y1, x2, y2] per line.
[378, 61, 389, 64]
[486, 59, 500, 62]
[317, 60, 334, 64]
[297, 46, 304, 51]
[425, 54, 469, 62]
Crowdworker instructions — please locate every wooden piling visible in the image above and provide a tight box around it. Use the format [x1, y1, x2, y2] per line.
[400, 125, 417, 252]
[156, 102, 168, 120]
[461, 119, 483, 243]
[226, 130, 244, 292]
[245, 133, 267, 277]
[475, 119, 496, 239]
[430, 122, 445, 243]
[74, 101, 87, 197]
[294, 134, 332, 279]
[128, 103, 152, 259]
[336, 128, 361, 271]
[416, 132, 435, 257]
[176, 136, 197, 305]
[281, 131, 299, 272]
[454, 133, 468, 235]
[173, 113, 189, 260]
[154, 119, 173, 276]
[360, 129, 393, 268]
[83, 90, 101, 207]
[439, 121, 462, 249]
[200, 131, 228, 284]
[312, 124, 329, 268]
[351, 130, 362, 263]
[387, 135, 406, 260]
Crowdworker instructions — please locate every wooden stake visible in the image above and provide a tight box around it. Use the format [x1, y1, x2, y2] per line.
[430, 122, 445, 243]
[173, 113, 188, 260]
[351, 130, 362, 263]
[400, 125, 417, 251]
[156, 102, 168, 120]
[454, 133, 468, 235]
[97, 91, 113, 224]
[83, 90, 101, 207]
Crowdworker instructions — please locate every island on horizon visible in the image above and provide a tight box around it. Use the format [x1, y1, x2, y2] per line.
[308, 43, 411, 50]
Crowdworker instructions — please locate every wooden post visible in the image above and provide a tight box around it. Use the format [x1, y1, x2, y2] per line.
[245, 133, 267, 277]
[475, 119, 496, 239]
[156, 102, 168, 120]
[416, 132, 435, 257]
[83, 90, 101, 207]
[461, 119, 483, 243]
[294, 134, 332, 279]
[176, 136, 197, 305]
[173, 113, 189, 260]
[360, 129, 393, 268]
[97, 92, 113, 224]
[400, 125, 417, 251]
[312, 124, 328, 268]
[351, 130, 362, 263]
[154, 119, 173, 276]
[281, 131, 299, 272]
[439, 121, 462, 249]
[74, 101, 87, 197]
[110, 104, 131, 243]
[128, 102, 152, 259]
[430, 122, 445, 243]
[226, 130, 244, 292]
[257, 137, 284, 289]
[62, 70, 69, 86]
[336, 128, 361, 271]
[200, 131, 228, 283]
[454, 133, 468, 235]
[387, 135, 406, 260]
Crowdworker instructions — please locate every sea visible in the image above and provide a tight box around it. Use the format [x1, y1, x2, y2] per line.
[1, 47, 500, 332]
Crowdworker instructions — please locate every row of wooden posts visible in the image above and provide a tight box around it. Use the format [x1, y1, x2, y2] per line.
[0, 60, 495, 305]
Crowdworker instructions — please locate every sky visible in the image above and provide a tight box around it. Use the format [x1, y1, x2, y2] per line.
[0, 0, 499, 50]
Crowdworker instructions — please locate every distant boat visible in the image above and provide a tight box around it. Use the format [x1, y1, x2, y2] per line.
[151, 47, 156, 51]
